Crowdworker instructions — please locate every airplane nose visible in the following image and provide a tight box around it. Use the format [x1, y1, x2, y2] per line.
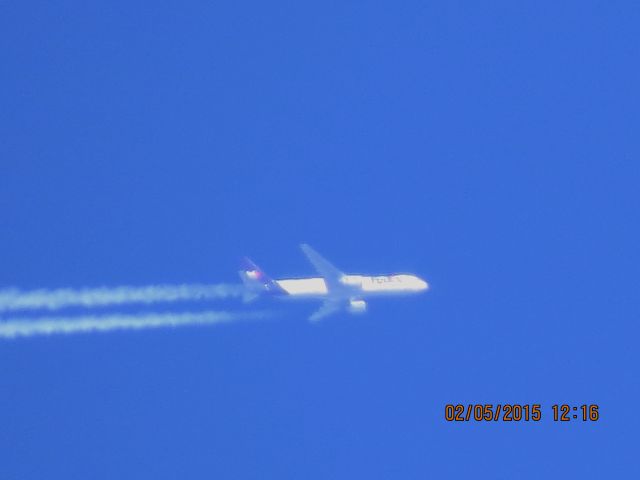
[419, 279, 429, 291]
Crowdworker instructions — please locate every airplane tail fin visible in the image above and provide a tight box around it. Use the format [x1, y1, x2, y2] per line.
[238, 257, 286, 299]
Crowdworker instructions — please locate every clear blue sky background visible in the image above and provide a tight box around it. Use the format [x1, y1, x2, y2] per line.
[1, 1, 638, 478]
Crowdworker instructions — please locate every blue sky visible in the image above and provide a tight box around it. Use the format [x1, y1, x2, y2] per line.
[1, 1, 638, 478]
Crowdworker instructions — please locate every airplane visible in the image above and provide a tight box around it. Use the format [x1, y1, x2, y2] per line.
[239, 244, 429, 322]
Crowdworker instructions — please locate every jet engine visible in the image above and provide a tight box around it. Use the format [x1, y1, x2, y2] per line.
[348, 299, 367, 314]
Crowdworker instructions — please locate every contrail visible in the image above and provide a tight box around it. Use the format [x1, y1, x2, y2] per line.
[0, 284, 245, 312]
[0, 310, 270, 339]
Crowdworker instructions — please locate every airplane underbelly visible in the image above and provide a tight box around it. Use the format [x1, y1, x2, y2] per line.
[360, 283, 413, 295]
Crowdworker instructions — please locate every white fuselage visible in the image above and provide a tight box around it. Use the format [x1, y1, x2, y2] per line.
[275, 274, 429, 299]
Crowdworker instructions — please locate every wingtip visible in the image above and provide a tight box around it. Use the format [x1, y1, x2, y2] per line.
[300, 243, 314, 253]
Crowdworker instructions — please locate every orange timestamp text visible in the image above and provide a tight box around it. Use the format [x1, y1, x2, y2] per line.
[444, 404, 600, 422]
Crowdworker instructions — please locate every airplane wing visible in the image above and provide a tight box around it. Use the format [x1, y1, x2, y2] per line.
[301, 245, 348, 321]
[308, 300, 342, 322]
[300, 244, 345, 291]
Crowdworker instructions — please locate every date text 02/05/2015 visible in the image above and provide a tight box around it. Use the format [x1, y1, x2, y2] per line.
[444, 404, 600, 422]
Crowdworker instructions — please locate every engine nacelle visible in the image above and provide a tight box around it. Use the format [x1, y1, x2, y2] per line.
[348, 299, 367, 314]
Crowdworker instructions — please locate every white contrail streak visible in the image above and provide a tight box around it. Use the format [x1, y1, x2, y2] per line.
[0, 310, 270, 339]
[0, 284, 245, 312]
